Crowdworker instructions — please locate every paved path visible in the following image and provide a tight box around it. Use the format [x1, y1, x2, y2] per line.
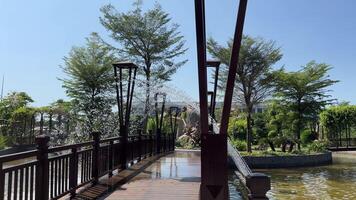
[103, 151, 201, 200]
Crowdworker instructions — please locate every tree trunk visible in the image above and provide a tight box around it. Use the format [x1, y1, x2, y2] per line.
[246, 106, 253, 153]
[268, 140, 275, 151]
[296, 101, 302, 150]
[288, 142, 294, 152]
[281, 143, 287, 152]
[143, 74, 151, 132]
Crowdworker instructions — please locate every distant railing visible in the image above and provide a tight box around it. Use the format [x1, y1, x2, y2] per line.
[0, 131, 175, 200]
[329, 138, 356, 150]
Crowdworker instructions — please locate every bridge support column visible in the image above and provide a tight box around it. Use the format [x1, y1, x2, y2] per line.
[200, 134, 229, 200]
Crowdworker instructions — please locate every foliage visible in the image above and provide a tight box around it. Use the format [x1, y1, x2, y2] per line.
[145, 114, 172, 135]
[61, 33, 117, 134]
[176, 135, 198, 149]
[0, 92, 34, 122]
[265, 101, 296, 151]
[240, 149, 309, 157]
[301, 129, 317, 144]
[207, 35, 282, 152]
[253, 112, 268, 142]
[0, 92, 36, 145]
[307, 140, 329, 153]
[272, 61, 338, 149]
[228, 116, 247, 141]
[231, 139, 247, 151]
[320, 105, 356, 142]
[0, 135, 7, 150]
[100, 1, 187, 127]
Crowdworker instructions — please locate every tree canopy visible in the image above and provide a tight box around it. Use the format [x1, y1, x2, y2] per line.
[273, 61, 338, 149]
[207, 35, 282, 152]
[61, 33, 116, 133]
[100, 1, 187, 129]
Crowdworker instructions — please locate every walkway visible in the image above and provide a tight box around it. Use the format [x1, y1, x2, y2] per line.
[102, 150, 201, 200]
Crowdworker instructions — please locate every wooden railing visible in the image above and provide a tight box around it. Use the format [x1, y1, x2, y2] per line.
[329, 138, 356, 149]
[0, 131, 175, 200]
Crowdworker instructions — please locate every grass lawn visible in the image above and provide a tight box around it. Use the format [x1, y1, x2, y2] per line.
[239, 146, 320, 157]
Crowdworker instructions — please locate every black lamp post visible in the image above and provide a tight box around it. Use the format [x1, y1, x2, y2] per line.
[154, 92, 166, 154]
[169, 106, 180, 151]
[207, 61, 220, 121]
[113, 62, 137, 169]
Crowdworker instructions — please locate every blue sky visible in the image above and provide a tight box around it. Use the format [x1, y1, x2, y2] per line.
[1, 0, 355, 106]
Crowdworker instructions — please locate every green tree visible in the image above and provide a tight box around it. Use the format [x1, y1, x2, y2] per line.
[207, 35, 282, 152]
[100, 1, 187, 129]
[61, 33, 116, 133]
[0, 92, 34, 137]
[0, 92, 33, 121]
[273, 61, 338, 150]
[320, 105, 356, 147]
[266, 100, 296, 152]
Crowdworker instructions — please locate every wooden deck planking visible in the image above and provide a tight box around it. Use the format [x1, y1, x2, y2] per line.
[103, 151, 201, 200]
[105, 179, 200, 200]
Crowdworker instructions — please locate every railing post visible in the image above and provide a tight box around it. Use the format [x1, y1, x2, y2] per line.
[91, 131, 100, 185]
[163, 133, 168, 152]
[173, 133, 176, 151]
[69, 147, 78, 199]
[120, 125, 128, 169]
[109, 141, 114, 177]
[35, 135, 50, 200]
[149, 130, 153, 156]
[246, 173, 271, 200]
[131, 136, 135, 165]
[0, 162, 4, 200]
[171, 134, 174, 151]
[138, 130, 142, 162]
[156, 129, 161, 154]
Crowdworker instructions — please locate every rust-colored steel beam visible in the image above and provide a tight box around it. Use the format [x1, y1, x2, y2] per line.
[194, 0, 209, 136]
[195, 0, 248, 199]
[219, 0, 248, 135]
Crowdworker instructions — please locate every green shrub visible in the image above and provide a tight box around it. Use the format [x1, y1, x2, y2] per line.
[0, 135, 8, 150]
[301, 130, 317, 144]
[228, 117, 247, 141]
[231, 139, 247, 151]
[176, 136, 196, 149]
[307, 140, 328, 153]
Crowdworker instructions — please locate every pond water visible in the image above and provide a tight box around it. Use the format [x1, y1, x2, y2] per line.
[258, 163, 356, 200]
[229, 152, 356, 200]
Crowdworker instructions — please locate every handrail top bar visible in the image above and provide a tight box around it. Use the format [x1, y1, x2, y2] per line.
[112, 62, 138, 69]
[0, 149, 38, 163]
[206, 60, 221, 67]
[207, 91, 214, 95]
[99, 136, 122, 143]
[48, 141, 94, 153]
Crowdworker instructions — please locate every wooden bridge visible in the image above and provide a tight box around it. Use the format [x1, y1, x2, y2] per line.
[0, 132, 176, 200]
[0, 0, 274, 199]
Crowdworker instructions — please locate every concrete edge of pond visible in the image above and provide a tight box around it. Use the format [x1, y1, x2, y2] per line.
[228, 151, 332, 169]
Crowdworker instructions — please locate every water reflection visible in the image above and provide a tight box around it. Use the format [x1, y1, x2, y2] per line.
[130, 151, 244, 199]
[257, 163, 356, 200]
